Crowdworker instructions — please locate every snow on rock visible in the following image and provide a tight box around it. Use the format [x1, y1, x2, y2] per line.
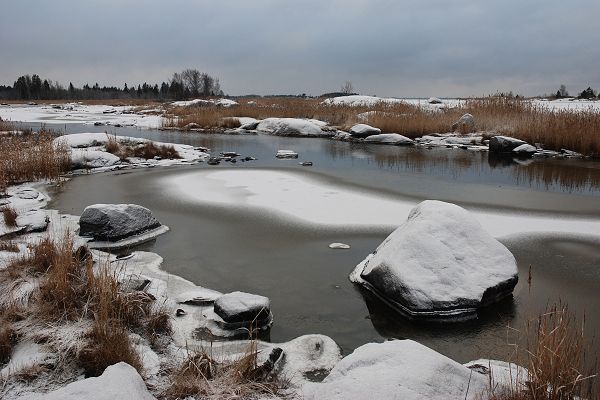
[428, 97, 443, 104]
[214, 98, 238, 107]
[350, 200, 518, 321]
[70, 149, 120, 169]
[256, 118, 331, 137]
[0, 342, 56, 378]
[451, 113, 476, 133]
[13, 188, 42, 200]
[349, 124, 381, 138]
[79, 204, 162, 242]
[322, 95, 406, 107]
[364, 133, 414, 145]
[176, 287, 223, 306]
[16, 209, 49, 233]
[213, 291, 271, 326]
[303, 339, 489, 400]
[237, 117, 260, 130]
[54, 132, 109, 148]
[488, 136, 528, 153]
[19, 362, 156, 400]
[329, 242, 350, 249]
[171, 98, 238, 108]
[276, 149, 299, 159]
[512, 143, 537, 155]
[465, 359, 527, 389]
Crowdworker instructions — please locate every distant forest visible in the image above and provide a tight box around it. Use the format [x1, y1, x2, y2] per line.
[0, 69, 224, 101]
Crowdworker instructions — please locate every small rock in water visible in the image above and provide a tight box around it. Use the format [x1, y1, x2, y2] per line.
[276, 150, 299, 159]
[329, 243, 350, 250]
[207, 157, 220, 165]
[244, 156, 256, 161]
[176, 308, 186, 317]
[221, 151, 240, 157]
[300, 161, 313, 166]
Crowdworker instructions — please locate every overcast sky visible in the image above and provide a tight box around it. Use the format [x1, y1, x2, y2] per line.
[1, 0, 599, 97]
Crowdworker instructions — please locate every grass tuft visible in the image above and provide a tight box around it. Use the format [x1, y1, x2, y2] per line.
[1, 207, 18, 228]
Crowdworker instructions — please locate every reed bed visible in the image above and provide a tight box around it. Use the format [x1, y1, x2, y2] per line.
[483, 302, 597, 400]
[0, 128, 71, 194]
[164, 97, 600, 156]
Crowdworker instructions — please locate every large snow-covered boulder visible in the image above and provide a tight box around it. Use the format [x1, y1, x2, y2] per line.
[489, 136, 528, 153]
[79, 204, 162, 242]
[364, 133, 414, 145]
[451, 113, 475, 133]
[19, 362, 155, 400]
[512, 143, 537, 155]
[213, 291, 271, 326]
[70, 149, 120, 169]
[256, 118, 331, 137]
[349, 124, 381, 138]
[350, 200, 518, 321]
[303, 340, 489, 400]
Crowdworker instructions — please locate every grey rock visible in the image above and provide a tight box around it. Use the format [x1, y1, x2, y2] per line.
[489, 136, 527, 153]
[349, 124, 381, 138]
[79, 204, 162, 242]
[214, 291, 271, 324]
[451, 113, 475, 133]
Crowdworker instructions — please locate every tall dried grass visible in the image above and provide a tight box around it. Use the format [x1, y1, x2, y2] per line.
[0, 128, 71, 193]
[104, 135, 181, 161]
[1, 207, 18, 227]
[484, 302, 597, 400]
[164, 97, 600, 156]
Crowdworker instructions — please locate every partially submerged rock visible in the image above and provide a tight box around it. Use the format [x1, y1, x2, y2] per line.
[428, 97, 443, 104]
[350, 200, 518, 321]
[489, 135, 527, 153]
[79, 204, 163, 242]
[276, 150, 299, 159]
[304, 340, 495, 400]
[213, 291, 272, 329]
[349, 123, 381, 138]
[364, 133, 414, 145]
[19, 362, 155, 400]
[512, 143, 537, 155]
[451, 113, 475, 133]
[329, 243, 350, 250]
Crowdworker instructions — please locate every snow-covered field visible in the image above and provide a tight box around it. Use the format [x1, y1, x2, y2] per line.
[165, 169, 600, 239]
[0, 103, 162, 128]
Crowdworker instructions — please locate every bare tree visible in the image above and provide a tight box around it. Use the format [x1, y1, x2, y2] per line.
[341, 80, 354, 94]
[559, 84, 568, 98]
[181, 69, 201, 97]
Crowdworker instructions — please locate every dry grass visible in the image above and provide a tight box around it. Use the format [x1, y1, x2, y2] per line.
[0, 128, 71, 193]
[0, 322, 16, 365]
[162, 340, 289, 400]
[484, 302, 597, 400]
[104, 135, 181, 161]
[164, 97, 600, 156]
[1, 207, 18, 227]
[0, 240, 19, 252]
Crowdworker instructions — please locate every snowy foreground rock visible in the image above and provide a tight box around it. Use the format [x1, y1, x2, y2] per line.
[213, 291, 272, 329]
[351, 200, 518, 321]
[79, 204, 164, 242]
[489, 135, 528, 153]
[304, 340, 508, 400]
[349, 123, 381, 138]
[19, 363, 155, 400]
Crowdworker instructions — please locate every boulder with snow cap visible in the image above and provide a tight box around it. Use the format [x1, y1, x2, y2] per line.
[79, 204, 162, 242]
[451, 113, 476, 133]
[428, 97, 443, 104]
[303, 339, 490, 400]
[349, 123, 381, 138]
[256, 118, 331, 137]
[350, 200, 518, 321]
[364, 133, 414, 145]
[19, 362, 156, 400]
[214, 291, 271, 326]
[489, 135, 528, 153]
[512, 143, 537, 155]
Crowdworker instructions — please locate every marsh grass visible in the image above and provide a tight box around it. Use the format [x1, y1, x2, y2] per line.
[0, 128, 71, 193]
[483, 302, 597, 400]
[0, 240, 19, 253]
[1, 207, 18, 227]
[164, 97, 600, 156]
[104, 134, 181, 161]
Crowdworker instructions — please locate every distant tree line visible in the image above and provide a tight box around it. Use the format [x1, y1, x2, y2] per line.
[0, 69, 223, 101]
[553, 84, 599, 100]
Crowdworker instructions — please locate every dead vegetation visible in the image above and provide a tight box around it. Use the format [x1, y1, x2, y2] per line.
[0, 232, 172, 378]
[0, 240, 19, 252]
[1, 206, 18, 227]
[483, 302, 597, 400]
[105, 135, 181, 161]
[162, 340, 289, 400]
[164, 96, 600, 156]
[0, 127, 71, 194]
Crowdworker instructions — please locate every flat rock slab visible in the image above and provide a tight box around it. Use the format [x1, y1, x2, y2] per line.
[79, 203, 162, 242]
[351, 200, 518, 321]
[349, 124, 381, 138]
[364, 133, 414, 145]
[489, 135, 528, 153]
[214, 291, 271, 325]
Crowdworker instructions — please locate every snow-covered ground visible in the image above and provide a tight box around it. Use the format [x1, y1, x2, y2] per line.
[164, 169, 600, 239]
[0, 103, 162, 128]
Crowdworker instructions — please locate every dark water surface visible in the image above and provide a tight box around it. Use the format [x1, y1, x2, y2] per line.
[45, 124, 600, 363]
